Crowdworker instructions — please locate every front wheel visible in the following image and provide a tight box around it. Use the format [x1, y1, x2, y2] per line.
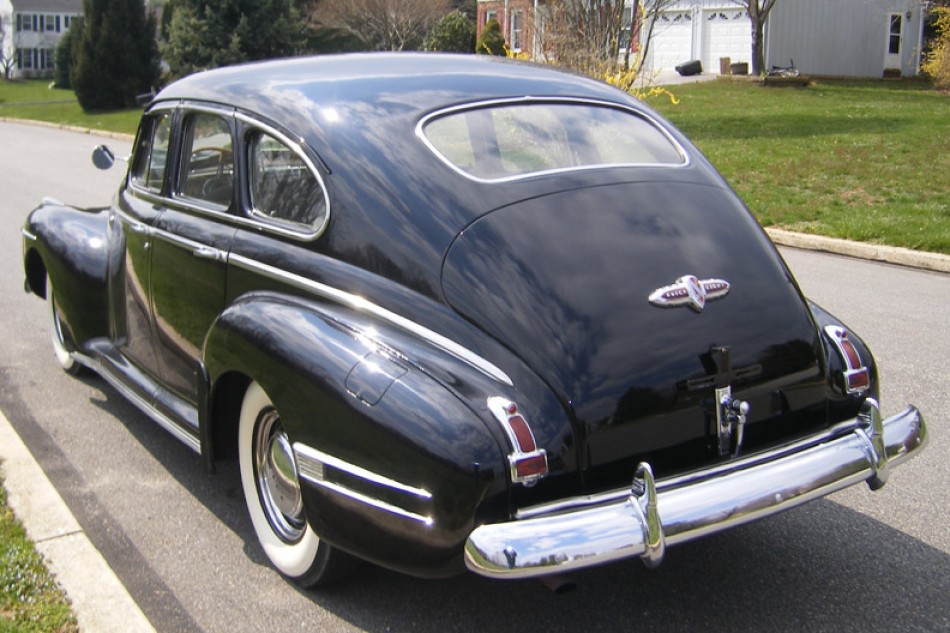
[238, 381, 359, 587]
[47, 276, 82, 375]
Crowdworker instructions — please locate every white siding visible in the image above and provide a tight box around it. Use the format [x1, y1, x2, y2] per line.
[766, 0, 926, 77]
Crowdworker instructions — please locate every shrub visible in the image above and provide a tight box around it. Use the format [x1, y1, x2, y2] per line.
[923, 7, 950, 89]
[425, 10, 476, 53]
[476, 18, 506, 55]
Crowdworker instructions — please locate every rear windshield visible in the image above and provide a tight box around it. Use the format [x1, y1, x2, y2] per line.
[421, 101, 685, 181]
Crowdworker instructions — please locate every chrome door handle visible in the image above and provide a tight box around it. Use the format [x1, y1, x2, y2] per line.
[193, 246, 222, 261]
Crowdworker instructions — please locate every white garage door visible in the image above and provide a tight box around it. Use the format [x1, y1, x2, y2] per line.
[649, 11, 695, 70]
[702, 9, 752, 73]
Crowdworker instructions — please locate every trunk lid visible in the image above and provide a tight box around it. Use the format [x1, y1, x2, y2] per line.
[442, 181, 828, 491]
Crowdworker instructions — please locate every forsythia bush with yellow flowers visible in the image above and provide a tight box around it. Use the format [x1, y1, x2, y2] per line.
[923, 8, 950, 89]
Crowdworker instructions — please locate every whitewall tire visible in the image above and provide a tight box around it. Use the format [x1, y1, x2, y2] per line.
[238, 381, 358, 587]
[47, 275, 82, 375]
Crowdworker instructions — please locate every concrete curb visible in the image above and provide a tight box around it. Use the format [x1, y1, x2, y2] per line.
[767, 228, 950, 274]
[0, 116, 135, 141]
[0, 410, 156, 633]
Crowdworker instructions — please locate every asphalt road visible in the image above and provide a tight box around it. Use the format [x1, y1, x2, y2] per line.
[1, 121, 947, 632]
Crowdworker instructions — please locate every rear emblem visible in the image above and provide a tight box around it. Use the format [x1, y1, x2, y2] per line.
[648, 275, 730, 313]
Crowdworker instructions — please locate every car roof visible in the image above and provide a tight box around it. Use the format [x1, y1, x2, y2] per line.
[155, 53, 637, 124]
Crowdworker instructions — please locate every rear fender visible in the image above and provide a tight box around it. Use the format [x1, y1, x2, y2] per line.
[201, 291, 510, 575]
[809, 301, 879, 415]
[22, 202, 112, 347]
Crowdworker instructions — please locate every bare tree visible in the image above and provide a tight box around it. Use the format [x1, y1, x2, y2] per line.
[634, 0, 685, 74]
[535, 0, 631, 77]
[0, 11, 17, 80]
[318, 0, 451, 51]
[730, 0, 780, 75]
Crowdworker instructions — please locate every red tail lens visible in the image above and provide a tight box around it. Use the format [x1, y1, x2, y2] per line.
[487, 397, 549, 486]
[507, 415, 537, 452]
[513, 453, 548, 479]
[824, 326, 870, 395]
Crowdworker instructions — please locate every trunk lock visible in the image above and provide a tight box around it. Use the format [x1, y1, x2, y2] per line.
[716, 387, 750, 457]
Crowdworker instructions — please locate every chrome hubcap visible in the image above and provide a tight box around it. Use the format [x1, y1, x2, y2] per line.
[253, 408, 306, 543]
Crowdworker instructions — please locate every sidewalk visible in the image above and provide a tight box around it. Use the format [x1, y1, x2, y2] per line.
[0, 409, 156, 633]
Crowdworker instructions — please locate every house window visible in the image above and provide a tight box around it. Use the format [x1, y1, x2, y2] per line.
[17, 48, 33, 69]
[510, 9, 523, 51]
[620, 5, 635, 51]
[486, 10, 497, 25]
[18, 14, 33, 31]
[888, 14, 902, 55]
[45, 15, 55, 32]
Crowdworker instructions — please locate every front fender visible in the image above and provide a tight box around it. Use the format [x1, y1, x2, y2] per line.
[22, 202, 112, 347]
[202, 291, 510, 577]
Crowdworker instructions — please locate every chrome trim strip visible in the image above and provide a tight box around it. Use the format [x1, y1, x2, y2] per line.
[293, 443, 433, 526]
[21, 227, 37, 241]
[415, 96, 691, 184]
[72, 353, 202, 453]
[229, 253, 514, 386]
[293, 443, 432, 499]
[466, 402, 927, 579]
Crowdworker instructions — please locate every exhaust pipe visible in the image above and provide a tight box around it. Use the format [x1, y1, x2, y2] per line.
[539, 574, 577, 594]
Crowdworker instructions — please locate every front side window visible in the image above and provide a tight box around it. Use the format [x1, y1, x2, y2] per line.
[422, 101, 685, 181]
[131, 112, 172, 192]
[248, 131, 327, 229]
[179, 113, 234, 208]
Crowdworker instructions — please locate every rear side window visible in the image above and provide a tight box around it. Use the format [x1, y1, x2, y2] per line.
[421, 101, 685, 181]
[248, 131, 327, 229]
[131, 113, 172, 192]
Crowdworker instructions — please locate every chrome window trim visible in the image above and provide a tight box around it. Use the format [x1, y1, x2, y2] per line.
[128, 106, 177, 195]
[236, 111, 331, 241]
[229, 253, 514, 386]
[293, 442, 433, 526]
[415, 96, 691, 184]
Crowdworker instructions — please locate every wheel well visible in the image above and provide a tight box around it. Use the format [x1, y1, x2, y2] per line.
[210, 372, 251, 463]
[24, 249, 47, 299]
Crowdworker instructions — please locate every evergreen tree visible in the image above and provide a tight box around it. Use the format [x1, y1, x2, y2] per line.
[425, 10, 476, 53]
[163, 0, 306, 78]
[72, 0, 161, 111]
[54, 26, 75, 88]
[475, 17, 506, 55]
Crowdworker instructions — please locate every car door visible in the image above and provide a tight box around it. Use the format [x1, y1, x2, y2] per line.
[149, 108, 237, 416]
[110, 108, 173, 395]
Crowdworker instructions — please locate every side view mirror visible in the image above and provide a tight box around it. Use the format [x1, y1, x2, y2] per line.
[92, 145, 115, 170]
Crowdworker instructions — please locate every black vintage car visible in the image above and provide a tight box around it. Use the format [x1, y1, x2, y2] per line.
[21, 54, 926, 587]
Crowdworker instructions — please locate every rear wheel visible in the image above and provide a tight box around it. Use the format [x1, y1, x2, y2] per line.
[47, 276, 82, 375]
[238, 381, 359, 587]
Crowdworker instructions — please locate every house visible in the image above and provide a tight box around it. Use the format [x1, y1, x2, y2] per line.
[0, 0, 82, 79]
[476, 0, 929, 78]
[476, 0, 638, 56]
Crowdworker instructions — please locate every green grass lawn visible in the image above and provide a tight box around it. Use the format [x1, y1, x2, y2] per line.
[0, 80, 140, 135]
[645, 79, 950, 254]
[0, 476, 77, 632]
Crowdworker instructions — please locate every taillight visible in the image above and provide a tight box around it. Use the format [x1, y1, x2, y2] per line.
[487, 397, 548, 486]
[824, 326, 870, 394]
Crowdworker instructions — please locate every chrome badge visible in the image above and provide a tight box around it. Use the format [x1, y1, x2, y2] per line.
[648, 275, 730, 313]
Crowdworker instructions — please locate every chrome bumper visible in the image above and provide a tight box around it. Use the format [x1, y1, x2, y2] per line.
[464, 399, 926, 579]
